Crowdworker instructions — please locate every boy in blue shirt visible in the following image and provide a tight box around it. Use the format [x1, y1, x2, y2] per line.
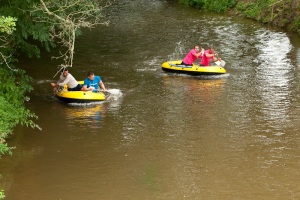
[82, 71, 107, 92]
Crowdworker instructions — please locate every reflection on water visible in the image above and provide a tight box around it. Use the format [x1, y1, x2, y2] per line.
[162, 75, 227, 104]
[64, 104, 107, 128]
[255, 29, 293, 128]
[297, 46, 300, 66]
[249, 30, 295, 171]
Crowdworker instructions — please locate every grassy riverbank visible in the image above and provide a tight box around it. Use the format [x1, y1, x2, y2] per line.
[175, 0, 300, 34]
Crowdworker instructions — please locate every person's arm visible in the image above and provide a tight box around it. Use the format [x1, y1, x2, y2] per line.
[82, 78, 93, 91]
[82, 84, 95, 91]
[82, 79, 87, 91]
[51, 74, 63, 88]
[81, 85, 89, 91]
[51, 83, 58, 87]
[191, 49, 202, 58]
[205, 52, 214, 58]
[193, 52, 203, 58]
[50, 82, 58, 91]
[198, 52, 204, 58]
[99, 81, 107, 92]
[212, 56, 219, 62]
[212, 53, 221, 62]
[199, 48, 205, 58]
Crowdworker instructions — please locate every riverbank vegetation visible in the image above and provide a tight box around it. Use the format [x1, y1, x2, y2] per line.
[0, 0, 110, 156]
[0, 16, 40, 156]
[175, 0, 300, 34]
[1, 1, 110, 198]
[0, 16, 37, 199]
[0, 14, 41, 200]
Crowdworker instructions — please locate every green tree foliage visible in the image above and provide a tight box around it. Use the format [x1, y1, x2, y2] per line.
[31, 0, 110, 69]
[0, 16, 40, 157]
[0, 0, 54, 58]
[0, 68, 40, 155]
[0, 0, 110, 62]
[1, 19, 39, 199]
[0, 16, 16, 34]
[0, 16, 17, 68]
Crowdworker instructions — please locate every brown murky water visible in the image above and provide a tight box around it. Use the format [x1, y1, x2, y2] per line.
[1, 0, 300, 199]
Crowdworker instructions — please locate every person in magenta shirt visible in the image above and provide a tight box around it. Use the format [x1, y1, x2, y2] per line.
[200, 47, 221, 66]
[181, 45, 203, 66]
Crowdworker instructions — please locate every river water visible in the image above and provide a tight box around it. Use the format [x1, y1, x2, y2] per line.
[1, 0, 300, 199]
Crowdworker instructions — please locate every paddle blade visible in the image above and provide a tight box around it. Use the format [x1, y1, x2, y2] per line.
[220, 60, 226, 67]
[215, 60, 226, 67]
[215, 61, 221, 66]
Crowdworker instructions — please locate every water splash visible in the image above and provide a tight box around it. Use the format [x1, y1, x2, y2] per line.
[68, 101, 104, 107]
[105, 89, 123, 101]
[167, 41, 185, 60]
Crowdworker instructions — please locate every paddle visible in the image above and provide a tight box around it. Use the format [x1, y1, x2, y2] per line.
[215, 60, 226, 67]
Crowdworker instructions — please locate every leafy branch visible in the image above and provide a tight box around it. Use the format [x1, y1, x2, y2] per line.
[0, 16, 17, 71]
[31, 0, 112, 69]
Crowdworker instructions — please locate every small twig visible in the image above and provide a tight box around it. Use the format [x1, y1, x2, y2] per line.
[0, 52, 18, 71]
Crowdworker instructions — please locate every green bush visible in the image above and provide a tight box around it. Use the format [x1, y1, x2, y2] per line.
[178, 0, 204, 8]
[0, 68, 40, 156]
[178, 0, 237, 12]
[295, 19, 300, 34]
[192, 0, 205, 8]
[0, 190, 4, 199]
[204, 0, 237, 12]
[0, 15, 40, 157]
[235, 2, 247, 12]
[237, 2, 261, 20]
[174, 0, 300, 35]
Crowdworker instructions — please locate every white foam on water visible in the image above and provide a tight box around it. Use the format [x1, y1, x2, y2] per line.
[167, 41, 185, 61]
[106, 89, 123, 101]
[36, 80, 54, 84]
[68, 101, 104, 107]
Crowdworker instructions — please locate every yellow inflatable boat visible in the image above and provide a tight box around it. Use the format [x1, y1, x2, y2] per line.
[161, 60, 226, 75]
[55, 81, 105, 103]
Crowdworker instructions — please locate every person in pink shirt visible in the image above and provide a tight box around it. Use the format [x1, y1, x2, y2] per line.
[181, 45, 203, 66]
[200, 46, 221, 66]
